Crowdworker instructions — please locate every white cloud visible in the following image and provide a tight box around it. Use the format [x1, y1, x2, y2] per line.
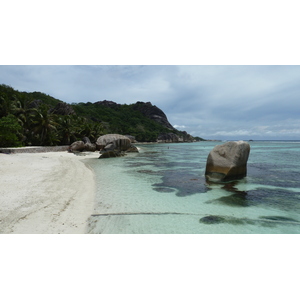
[174, 125, 186, 129]
[1, 65, 300, 140]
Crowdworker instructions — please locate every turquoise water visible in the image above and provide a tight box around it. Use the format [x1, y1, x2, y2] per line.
[87, 141, 300, 233]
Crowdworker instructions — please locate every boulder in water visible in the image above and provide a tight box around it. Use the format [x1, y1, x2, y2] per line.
[205, 141, 250, 182]
[126, 144, 139, 153]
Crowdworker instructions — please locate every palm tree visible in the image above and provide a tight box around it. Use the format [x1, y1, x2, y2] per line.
[56, 115, 79, 145]
[11, 94, 37, 145]
[31, 104, 59, 145]
[0, 85, 16, 117]
[77, 117, 105, 142]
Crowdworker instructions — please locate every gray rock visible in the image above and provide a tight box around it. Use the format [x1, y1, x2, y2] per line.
[84, 143, 96, 152]
[104, 143, 116, 151]
[69, 138, 97, 152]
[205, 141, 250, 182]
[69, 140, 85, 152]
[99, 150, 125, 159]
[82, 137, 96, 152]
[126, 145, 139, 153]
[157, 133, 179, 143]
[82, 137, 92, 144]
[132, 101, 176, 130]
[96, 134, 131, 151]
[50, 102, 75, 115]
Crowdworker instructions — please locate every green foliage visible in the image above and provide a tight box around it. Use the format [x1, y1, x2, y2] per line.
[31, 104, 59, 146]
[0, 114, 23, 147]
[26, 91, 62, 107]
[71, 102, 176, 142]
[0, 84, 201, 147]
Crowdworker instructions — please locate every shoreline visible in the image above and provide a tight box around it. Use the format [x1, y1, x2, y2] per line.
[0, 150, 99, 234]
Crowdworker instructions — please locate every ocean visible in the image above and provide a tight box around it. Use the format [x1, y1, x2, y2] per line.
[86, 141, 300, 233]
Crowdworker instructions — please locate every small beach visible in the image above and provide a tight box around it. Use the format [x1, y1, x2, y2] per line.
[0, 150, 98, 234]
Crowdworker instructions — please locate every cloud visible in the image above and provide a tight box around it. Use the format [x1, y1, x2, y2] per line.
[173, 125, 186, 129]
[1, 65, 300, 140]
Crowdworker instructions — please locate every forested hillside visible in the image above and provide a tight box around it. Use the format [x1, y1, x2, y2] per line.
[0, 84, 202, 147]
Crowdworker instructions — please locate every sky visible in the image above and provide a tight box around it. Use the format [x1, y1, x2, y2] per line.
[1, 65, 300, 140]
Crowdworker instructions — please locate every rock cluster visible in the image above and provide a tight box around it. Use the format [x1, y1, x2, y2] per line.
[94, 100, 121, 109]
[157, 133, 180, 143]
[205, 141, 250, 182]
[96, 134, 139, 159]
[157, 131, 194, 143]
[96, 134, 131, 150]
[69, 137, 96, 152]
[69, 134, 139, 158]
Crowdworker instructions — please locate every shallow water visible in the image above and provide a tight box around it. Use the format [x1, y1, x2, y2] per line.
[86, 141, 300, 233]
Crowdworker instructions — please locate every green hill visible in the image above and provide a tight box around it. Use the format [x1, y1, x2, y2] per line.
[0, 84, 201, 147]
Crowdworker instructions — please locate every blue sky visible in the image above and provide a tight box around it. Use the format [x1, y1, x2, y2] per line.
[1, 65, 300, 140]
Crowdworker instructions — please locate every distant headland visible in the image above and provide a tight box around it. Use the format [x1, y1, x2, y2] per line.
[0, 84, 205, 148]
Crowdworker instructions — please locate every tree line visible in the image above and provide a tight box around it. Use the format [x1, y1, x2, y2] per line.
[0, 84, 200, 148]
[0, 84, 104, 147]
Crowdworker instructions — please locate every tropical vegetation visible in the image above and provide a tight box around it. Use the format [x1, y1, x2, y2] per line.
[0, 84, 199, 147]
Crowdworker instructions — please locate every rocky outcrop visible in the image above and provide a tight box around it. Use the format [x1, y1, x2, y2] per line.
[132, 102, 175, 130]
[157, 133, 180, 143]
[69, 141, 85, 152]
[205, 141, 250, 182]
[69, 137, 96, 152]
[96, 134, 138, 158]
[157, 131, 194, 143]
[50, 102, 75, 115]
[82, 137, 96, 152]
[96, 134, 132, 151]
[179, 131, 194, 142]
[99, 150, 126, 158]
[94, 100, 121, 109]
[28, 99, 43, 109]
[98, 141, 127, 158]
[126, 144, 139, 152]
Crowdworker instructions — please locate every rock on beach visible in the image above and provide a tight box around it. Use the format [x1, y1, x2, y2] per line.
[205, 141, 250, 182]
[96, 134, 131, 151]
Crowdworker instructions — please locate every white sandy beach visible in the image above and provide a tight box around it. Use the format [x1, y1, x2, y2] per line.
[0, 150, 99, 234]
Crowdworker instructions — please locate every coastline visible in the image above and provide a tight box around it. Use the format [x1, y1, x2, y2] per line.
[0, 150, 99, 234]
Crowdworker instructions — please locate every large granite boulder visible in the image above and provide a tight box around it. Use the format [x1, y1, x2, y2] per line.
[96, 134, 131, 151]
[84, 143, 96, 152]
[99, 150, 124, 158]
[69, 141, 85, 152]
[205, 141, 250, 182]
[126, 144, 139, 153]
